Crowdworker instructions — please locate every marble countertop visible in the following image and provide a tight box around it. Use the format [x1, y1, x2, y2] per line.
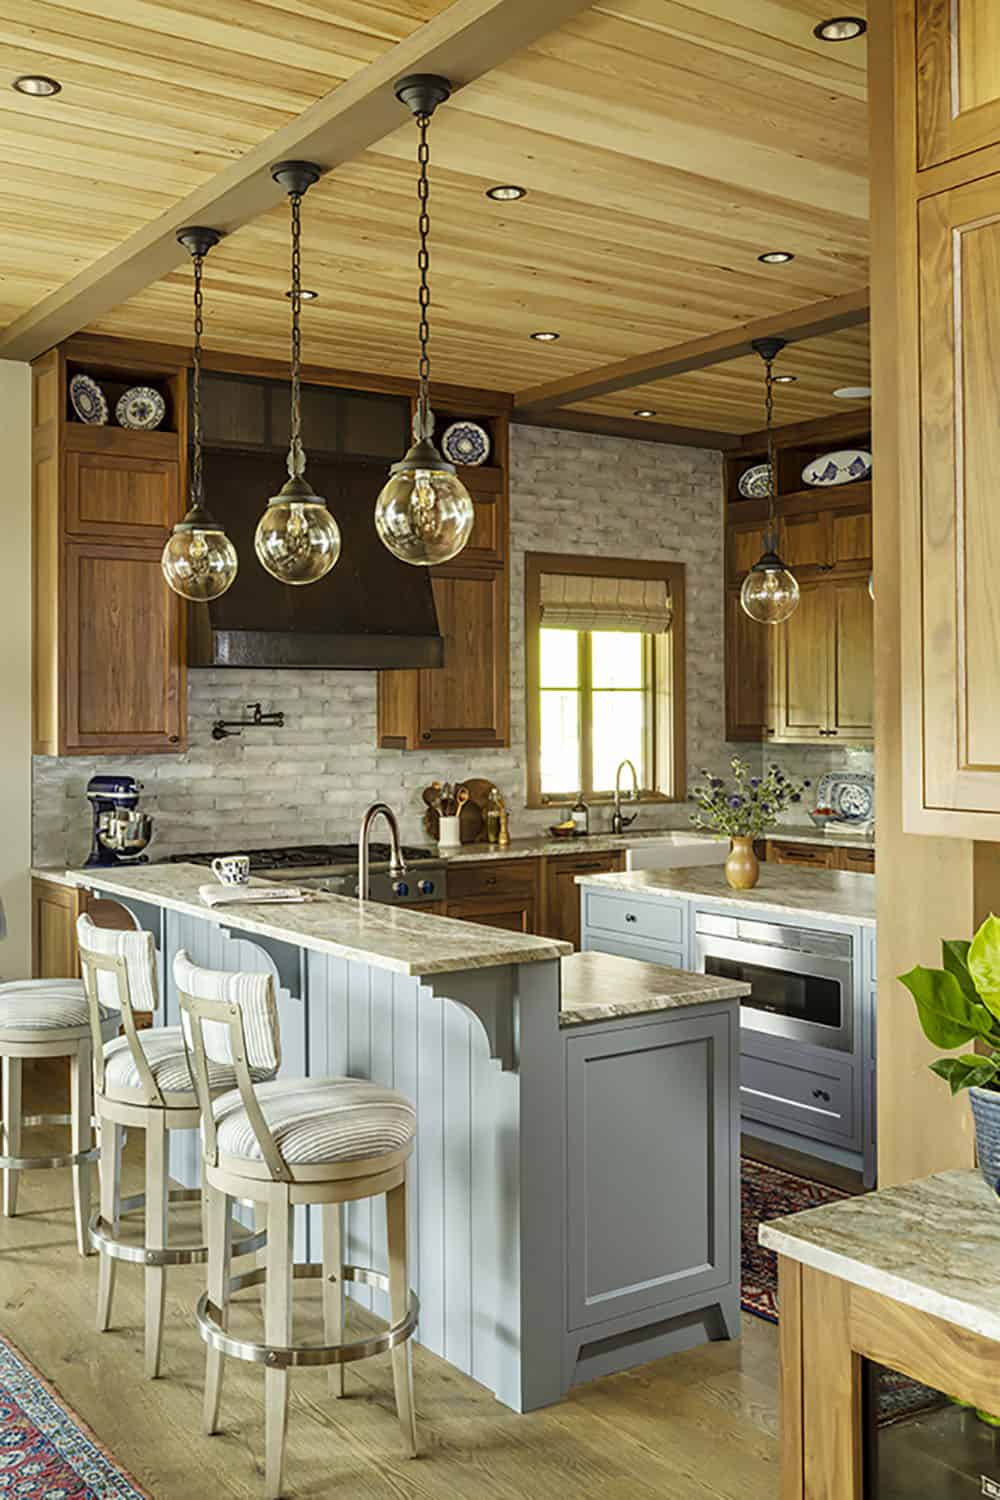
[759, 1169, 1000, 1344]
[558, 950, 749, 1027]
[63, 864, 570, 979]
[761, 822, 874, 851]
[435, 828, 727, 863]
[576, 865, 876, 927]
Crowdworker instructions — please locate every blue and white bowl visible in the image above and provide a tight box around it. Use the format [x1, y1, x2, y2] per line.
[441, 421, 490, 466]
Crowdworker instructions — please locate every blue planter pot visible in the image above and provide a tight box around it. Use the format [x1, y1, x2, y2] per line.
[969, 1087, 1000, 1194]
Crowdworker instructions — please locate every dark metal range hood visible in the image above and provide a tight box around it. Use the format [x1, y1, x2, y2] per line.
[189, 448, 444, 670]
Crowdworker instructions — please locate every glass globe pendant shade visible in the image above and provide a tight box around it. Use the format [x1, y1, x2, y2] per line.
[740, 551, 801, 624]
[254, 474, 341, 585]
[161, 504, 238, 601]
[374, 436, 474, 566]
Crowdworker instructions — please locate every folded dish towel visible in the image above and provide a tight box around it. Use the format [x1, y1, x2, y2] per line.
[199, 884, 313, 908]
[822, 819, 874, 836]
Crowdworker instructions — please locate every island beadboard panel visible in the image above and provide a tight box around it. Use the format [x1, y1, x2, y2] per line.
[32, 424, 864, 865]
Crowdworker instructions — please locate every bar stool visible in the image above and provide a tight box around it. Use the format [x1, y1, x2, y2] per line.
[77, 916, 272, 1378]
[175, 950, 419, 1500]
[0, 978, 115, 1255]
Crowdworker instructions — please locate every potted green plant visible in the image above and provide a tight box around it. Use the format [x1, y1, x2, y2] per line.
[690, 759, 809, 891]
[900, 914, 1000, 1194]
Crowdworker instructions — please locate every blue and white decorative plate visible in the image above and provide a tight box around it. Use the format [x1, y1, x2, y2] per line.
[802, 448, 872, 487]
[441, 420, 490, 466]
[814, 772, 874, 822]
[116, 386, 166, 430]
[737, 462, 772, 499]
[69, 373, 108, 425]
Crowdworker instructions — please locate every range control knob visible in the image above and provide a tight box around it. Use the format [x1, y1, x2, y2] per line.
[392, 881, 410, 898]
[418, 879, 435, 896]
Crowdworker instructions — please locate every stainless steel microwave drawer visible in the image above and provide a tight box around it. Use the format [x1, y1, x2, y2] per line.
[740, 1048, 857, 1145]
[583, 892, 684, 948]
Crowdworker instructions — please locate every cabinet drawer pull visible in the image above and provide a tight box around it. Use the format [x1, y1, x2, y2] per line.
[485, 876, 497, 887]
[812, 1088, 831, 1102]
[625, 912, 637, 923]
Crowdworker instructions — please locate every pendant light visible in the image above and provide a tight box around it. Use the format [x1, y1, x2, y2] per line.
[740, 337, 801, 625]
[161, 228, 239, 601]
[255, 162, 341, 585]
[374, 75, 474, 567]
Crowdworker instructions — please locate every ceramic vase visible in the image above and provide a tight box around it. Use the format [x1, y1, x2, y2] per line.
[969, 1087, 1000, 1194]
[725, 835, 759, 891]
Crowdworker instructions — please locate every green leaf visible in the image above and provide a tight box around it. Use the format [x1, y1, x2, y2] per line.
[898, 965, 995, 1048]
[930, 1054, 1000, 1095]
[969, 915, 1000, 1021]
[942, 939, 978, 1002]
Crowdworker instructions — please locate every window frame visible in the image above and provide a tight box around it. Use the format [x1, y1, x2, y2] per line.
[524, 552, 686, 808]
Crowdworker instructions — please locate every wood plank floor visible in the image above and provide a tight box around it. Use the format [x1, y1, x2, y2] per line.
[0, 1085, 779, 1499]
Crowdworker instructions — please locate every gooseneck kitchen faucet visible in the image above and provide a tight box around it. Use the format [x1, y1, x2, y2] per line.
[358, 802, 408, 900]
[611, 759, 641, 835]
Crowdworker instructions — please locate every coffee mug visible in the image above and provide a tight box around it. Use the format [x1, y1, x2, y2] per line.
[211, 855, 250, 886]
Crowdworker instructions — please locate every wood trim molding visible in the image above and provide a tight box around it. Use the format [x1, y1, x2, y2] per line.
[0, 0, 595, 362]
[512, 405, 740, 451]
[513, 291, 871, 414]
[523, 551, 686, 808]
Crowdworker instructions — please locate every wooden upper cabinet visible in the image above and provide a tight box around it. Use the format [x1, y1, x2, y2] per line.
[419, 566, 509, 748]
[62, 541, 185, 753]
[917, 0, 1000, 170]
[829, 577, 875, 741]
[830, 505, 872, 573]
[726, 519, 765, 583]
[773, 581, 830, 741]
[65, 439, 178, 545]
[909, 174, 1000, 822]
[725, 588, 774, 741]
[779, 509, 829, 574]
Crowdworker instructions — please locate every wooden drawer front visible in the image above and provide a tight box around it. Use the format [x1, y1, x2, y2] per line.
[446, 858, 538, 902]
[445, 895, 535, 933]
[838, 846, 875, 874]
[66, 450, 178, 542]
[740, 1050, 856, 1144]
[583, 891, 684, 947]
[766, 840, 838, 869]
[582, 933, 685, 971]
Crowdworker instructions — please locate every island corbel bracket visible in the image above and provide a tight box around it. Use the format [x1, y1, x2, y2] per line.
[426, 965, 518, 1072]
[219, 926, 306, 1000]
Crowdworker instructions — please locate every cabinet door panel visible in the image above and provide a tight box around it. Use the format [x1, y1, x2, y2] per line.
[445, 895, 536, 933]
[829, 577, 874, 741]
[830, 506, 872, 571]
[65, 450, 178, 543]
[544, 852, 623, 949]
[64, 542, 185, 752]
[726, 521, 764, 583]
[917, 0, 1000, 169]
[725, 588, 773, 741]
[418, 568, 508, 747]
[914, 178, 1000, 816]
[779, 510, 830, 574]
[773, 583, 829, 741]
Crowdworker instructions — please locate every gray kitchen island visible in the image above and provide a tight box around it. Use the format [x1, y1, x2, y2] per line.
[61, 863, 747, 1413]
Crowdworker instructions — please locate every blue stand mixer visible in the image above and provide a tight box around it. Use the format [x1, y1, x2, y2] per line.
[85, 775, 154, 868]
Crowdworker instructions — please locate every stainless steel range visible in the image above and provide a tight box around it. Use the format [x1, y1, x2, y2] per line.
[168, 843, 448, 906]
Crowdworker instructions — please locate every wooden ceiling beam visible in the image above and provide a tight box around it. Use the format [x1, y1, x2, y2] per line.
[0, 0, 594, 362]
[513, 288, 871, 413]
[512, 405, 741, 450]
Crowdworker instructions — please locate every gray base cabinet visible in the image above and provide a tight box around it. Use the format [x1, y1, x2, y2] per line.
[563, 1001, 741, 1389]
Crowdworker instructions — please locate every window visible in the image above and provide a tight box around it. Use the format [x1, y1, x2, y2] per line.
[525, 553, 686, 805]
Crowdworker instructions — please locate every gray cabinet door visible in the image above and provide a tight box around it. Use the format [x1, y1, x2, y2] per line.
[566, 1006, 736, 1332]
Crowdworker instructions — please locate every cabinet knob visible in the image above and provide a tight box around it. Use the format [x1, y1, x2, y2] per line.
[625, 912, 637, 923]
[812, 1088, 831, 1102]
[421, 732, 431, 742]
[168, 735, 179, 744]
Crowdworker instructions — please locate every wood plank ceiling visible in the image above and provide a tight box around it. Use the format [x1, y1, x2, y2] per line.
[1, 0, 869, 438]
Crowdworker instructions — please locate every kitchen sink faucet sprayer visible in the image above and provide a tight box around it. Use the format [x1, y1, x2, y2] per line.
[611, 760, 640, 835]
[358, 802, 408, 900]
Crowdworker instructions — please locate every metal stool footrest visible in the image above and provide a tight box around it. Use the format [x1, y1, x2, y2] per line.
[196, 1263, 419, 1371]
[0, 1113, 99, 1172]
[89, 1189, 267, 1267]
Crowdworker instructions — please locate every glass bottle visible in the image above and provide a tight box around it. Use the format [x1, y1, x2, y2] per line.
[486, 787, 502, 844]
[572, 794, 589, 836]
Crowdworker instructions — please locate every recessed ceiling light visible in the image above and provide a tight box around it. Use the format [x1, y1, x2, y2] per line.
[486, 184, 526, 201]
[833, 385, 872, 399]
[530, 331, 560, 342]
[814, 16, 867, 41]
[758, 250, 795, 264]
[633, 409, 657, 418]
[773, 374, 798, 383]
[286, 288, 319, 301]
[13, 74, 61, 96]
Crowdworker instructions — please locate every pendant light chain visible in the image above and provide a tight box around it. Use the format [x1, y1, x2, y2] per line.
[288, 189, 305, 479]
[191, 250, 205, 506]
[415, 112, 432, 440]
[764, 355, 776, 552]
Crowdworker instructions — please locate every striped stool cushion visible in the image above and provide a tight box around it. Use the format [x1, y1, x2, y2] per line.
[104, 1026, 276, 1097]
[0, 979, 102, 1032]
[211, 1077, 416, 1167]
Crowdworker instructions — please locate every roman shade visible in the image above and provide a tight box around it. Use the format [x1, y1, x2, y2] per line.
[539, 573, 673, 633]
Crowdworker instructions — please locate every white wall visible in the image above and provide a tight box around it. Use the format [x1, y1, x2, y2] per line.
[0, 361, 31, 976]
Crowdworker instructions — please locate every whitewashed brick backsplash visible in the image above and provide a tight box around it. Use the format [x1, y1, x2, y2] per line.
[32, 424, 870, 866]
